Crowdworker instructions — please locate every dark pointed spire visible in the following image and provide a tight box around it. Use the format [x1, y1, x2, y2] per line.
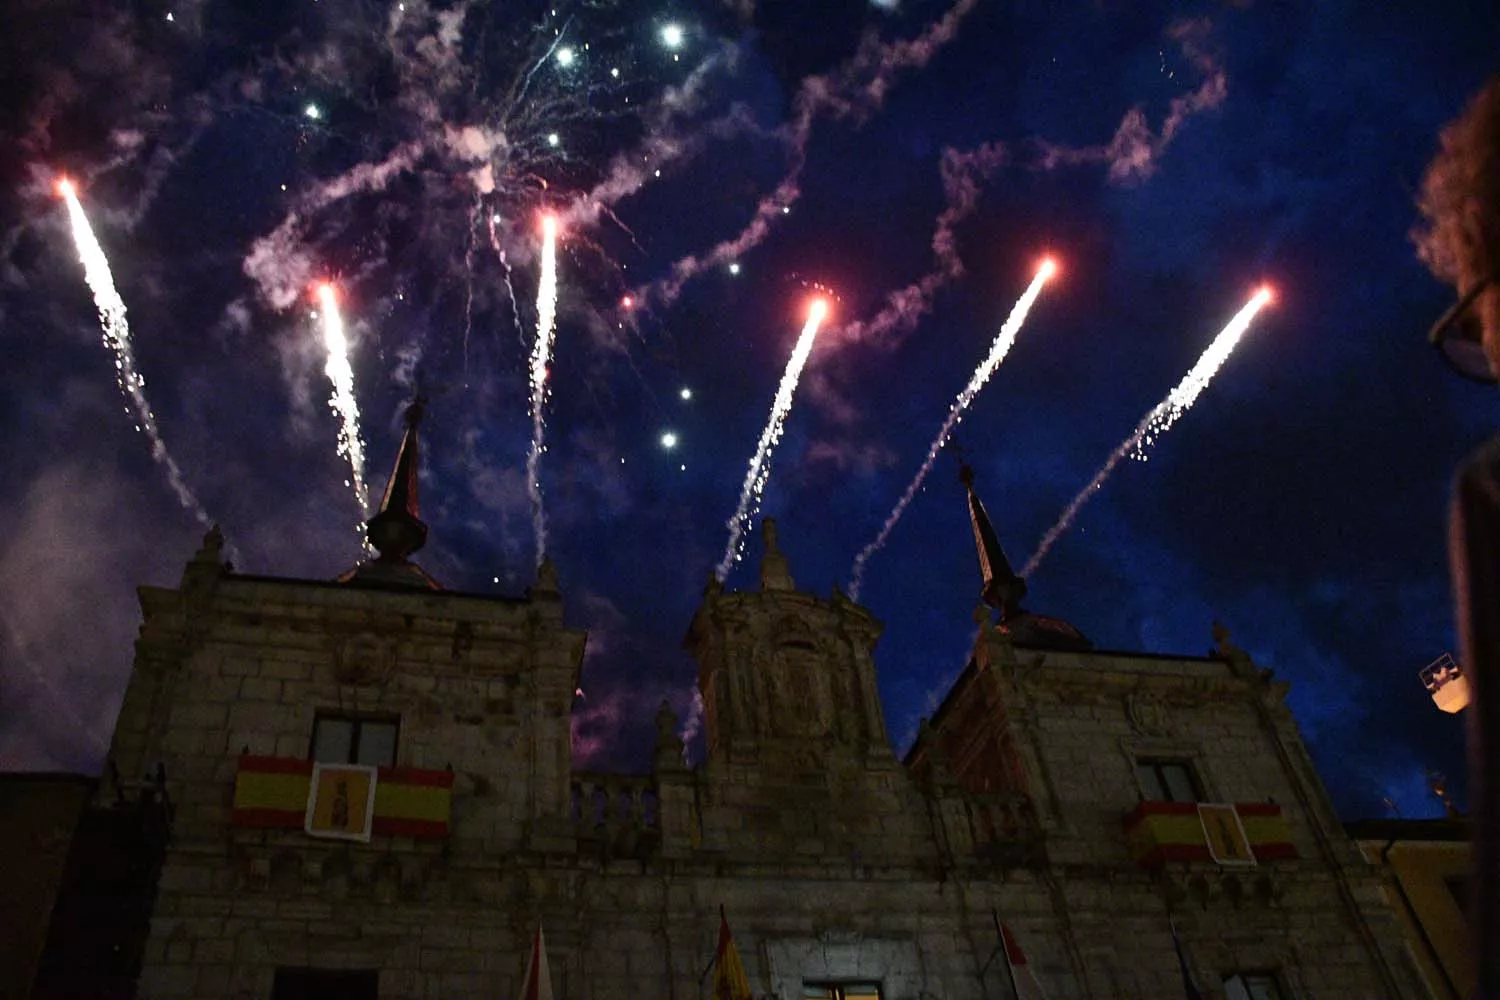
[959, 461, 1026, 618]
[365, 398, 428, 561]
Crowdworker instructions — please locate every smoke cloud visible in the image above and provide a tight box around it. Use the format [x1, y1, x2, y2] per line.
[1032, 17, 1227, 185]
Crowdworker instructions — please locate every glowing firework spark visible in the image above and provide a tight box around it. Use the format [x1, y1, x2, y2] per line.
[58, 179, 214, 529]
[848, 259, 1056, 600]
[1022, 285, 1274, 577]
[315, 283, 370, 523]
[715, 298, 830, 581]
[528, 214, 560, 567]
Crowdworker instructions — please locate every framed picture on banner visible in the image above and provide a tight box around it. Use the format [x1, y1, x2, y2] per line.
[1198, 802, 1256, 866]
[304, 762, 378, 842]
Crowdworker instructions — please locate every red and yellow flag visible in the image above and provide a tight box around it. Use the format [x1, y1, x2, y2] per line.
[231, 755, 453, 838]
[712, 910, 753, 1000]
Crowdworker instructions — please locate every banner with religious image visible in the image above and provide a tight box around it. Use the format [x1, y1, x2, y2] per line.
[304, 763, 378, 842]
[1197, 802, 1256, 866]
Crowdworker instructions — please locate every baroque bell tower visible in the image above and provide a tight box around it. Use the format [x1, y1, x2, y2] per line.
[685, 519, 889, 768]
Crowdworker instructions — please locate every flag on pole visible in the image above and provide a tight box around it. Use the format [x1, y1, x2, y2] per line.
[711, 907, 753, 1000]
[999, 922, 1049, 1000]
[519, 924, 554, 1000]
[1171, 921, 1204, 1000]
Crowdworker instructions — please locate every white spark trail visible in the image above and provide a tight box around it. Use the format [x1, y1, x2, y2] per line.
[528, 215, 560, 567]
[716, 300, 829, 581]
[59, 181, 213, 529]
[848, 261, 1055, 600]
[316, 284, 370, 524]
[1022, 286, 1274, 577]
[486, 211, 526, 350]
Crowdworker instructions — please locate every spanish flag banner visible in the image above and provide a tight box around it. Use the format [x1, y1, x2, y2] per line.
[231, 755, 454, 838]
[1122, 801, 1295, 867]
[712, 908, 753, 1000]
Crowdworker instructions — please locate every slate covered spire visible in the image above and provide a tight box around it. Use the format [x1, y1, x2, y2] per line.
[958, 461, 1092, 650]
[338, 398, 440, 590]
[959, 461, 1027, 619]
[365, 398, 428, 561]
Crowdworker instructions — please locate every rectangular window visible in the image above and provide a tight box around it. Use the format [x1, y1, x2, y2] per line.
[804, 984, 882, 1000]
[1136, 758, 1201, 802]
[1224, 972, 1287, 1000]
[272, 968, 378, 999]
[310, 713, 398, 768]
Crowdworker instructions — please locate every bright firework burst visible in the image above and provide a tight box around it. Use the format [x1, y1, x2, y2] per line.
[58, 178, 215, 530]
[715, 297, 830, 582]
[315, 282, 370, 526]
[528, 213, 560, 567]
[1021, 284, 1275, 578]
[847, 258, 1056, 600]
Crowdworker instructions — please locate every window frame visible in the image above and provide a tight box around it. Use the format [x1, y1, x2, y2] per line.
[271, 967, 378, 999]
[309, 711, 400, 769]
[802, 983, 884, 1000]
[1224, 971, 1289, 1000]
[1134, 756, 1203, 803]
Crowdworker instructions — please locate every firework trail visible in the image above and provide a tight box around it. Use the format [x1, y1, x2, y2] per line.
[716, 298, 830, 581]
[315, 283, 370, 524]
[848, 259, 1056, 600]
[1022, 285, 1274, 577]
[485, 211, 526, 350]
[58, 180, 213, 529]
[528, 214, 560, 567]
[462, 203, 480, 378]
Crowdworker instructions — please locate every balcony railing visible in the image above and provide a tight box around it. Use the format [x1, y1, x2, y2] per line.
[1123, 801, 1295, 868]
[966, 791, 1044, 864]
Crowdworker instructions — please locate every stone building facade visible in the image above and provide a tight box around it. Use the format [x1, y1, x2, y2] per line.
[99, 416, 1430, 999]
[1347, 817, 1473, 999]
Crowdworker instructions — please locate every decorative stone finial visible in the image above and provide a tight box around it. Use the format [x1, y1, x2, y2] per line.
[655, 700, 680, 743]
[654, 699, 686, 772]
[759, 517, 795, 591]
[1212, 620, 1256, 678]
[534, 556, 559, 594]
[196, 524, 225, 561]
[182, 523, 230, 589]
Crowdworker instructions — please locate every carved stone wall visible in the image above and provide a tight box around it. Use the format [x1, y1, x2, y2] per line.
[104, 540, 1427, 1000]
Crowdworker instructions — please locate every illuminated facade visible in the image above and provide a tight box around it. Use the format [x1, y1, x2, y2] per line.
[74, 416, 1435, 999]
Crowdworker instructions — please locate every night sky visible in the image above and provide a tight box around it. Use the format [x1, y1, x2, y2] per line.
[2, 0, 1496, 821]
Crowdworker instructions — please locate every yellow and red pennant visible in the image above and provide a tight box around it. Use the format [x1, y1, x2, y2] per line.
[712, 909, 753, 1000]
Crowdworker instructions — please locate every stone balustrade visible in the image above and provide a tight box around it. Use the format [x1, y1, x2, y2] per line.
[966, 790, 1043, 864]
[569, 773, 661, 857]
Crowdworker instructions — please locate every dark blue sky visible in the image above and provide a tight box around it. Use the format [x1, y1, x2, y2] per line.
[1, 0, 1495, 820]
